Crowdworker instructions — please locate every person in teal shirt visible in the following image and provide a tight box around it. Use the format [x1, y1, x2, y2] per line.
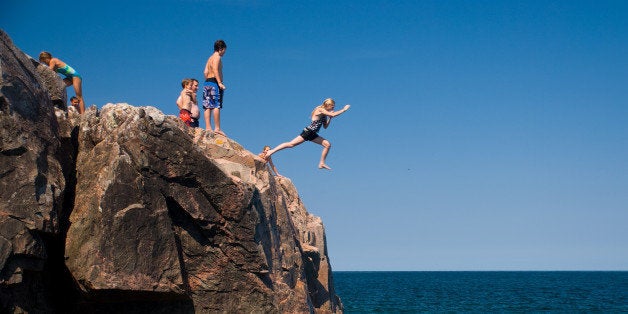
[39, 51, 85, 114]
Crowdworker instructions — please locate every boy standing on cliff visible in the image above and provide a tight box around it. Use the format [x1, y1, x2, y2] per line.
[202, 40, 227, 135]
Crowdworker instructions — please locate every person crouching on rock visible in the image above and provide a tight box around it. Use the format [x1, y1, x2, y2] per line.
[177, 78, 200, 127]
[263, 98, 350, 170]
[38, 51, 85, 114]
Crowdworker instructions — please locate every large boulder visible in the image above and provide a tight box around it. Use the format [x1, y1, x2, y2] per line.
[33, 60, 66, 109]
[0, 29, 67, 312]
[63, 104, 341, 313]
[0, 29, 342, 313]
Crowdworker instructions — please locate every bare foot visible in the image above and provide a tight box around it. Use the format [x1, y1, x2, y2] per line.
[318, 163, 332, 170]
[214, 129, 226, 136]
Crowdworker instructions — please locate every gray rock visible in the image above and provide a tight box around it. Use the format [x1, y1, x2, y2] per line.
[33, 60, 67, 109]
[0, 29, 66, 312]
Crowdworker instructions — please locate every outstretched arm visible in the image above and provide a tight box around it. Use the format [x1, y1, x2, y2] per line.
[320, 105, 350, 128]
[320, 104, 351, 118]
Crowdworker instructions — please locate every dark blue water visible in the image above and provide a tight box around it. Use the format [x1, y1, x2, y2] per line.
[333, 271, 628, 312]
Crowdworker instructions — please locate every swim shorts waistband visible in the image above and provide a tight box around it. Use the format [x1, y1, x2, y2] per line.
[205, 77, 219, 83]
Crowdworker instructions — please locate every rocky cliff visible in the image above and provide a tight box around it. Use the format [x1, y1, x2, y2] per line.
[0, 30, 342, 313]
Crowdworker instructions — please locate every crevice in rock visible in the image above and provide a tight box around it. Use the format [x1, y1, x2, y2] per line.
[165, 196, 216, 247]
[165, 197, 192, 295]
[38, 232, 82, 312]
[56, 124, 79, 235]
[0, 146, 27, 156]
[73, 289, 195, 313]
[0, 95, 8, 111]
[160, 174, 200, 189]
[32, 118, 81, 312]
[34, 151, 48, 203]
[251, 191, 275, 289]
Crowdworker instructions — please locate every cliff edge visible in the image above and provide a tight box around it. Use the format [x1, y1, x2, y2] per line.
[0, 29, 341, 313]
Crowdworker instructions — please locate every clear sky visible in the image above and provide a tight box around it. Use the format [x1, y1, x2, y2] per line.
[3, 0, 627, 271]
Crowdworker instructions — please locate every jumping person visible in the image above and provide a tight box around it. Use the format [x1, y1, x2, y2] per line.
[38, 51, 85, 114]
[202, 39, 227, 135]
[263, 98, 350, 170]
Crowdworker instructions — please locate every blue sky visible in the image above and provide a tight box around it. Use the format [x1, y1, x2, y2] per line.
[3, 0, 627, 271]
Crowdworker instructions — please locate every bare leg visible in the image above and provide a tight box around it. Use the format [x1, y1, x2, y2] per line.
[213, 109, 225, 135]
[72, 77, 85, 114]
[312, 137, 332, 170]
[265, 135, 305, 159]
[204, 109, 212, 131]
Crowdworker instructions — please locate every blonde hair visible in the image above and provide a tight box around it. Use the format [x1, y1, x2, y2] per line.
[312, 98, 335, 116]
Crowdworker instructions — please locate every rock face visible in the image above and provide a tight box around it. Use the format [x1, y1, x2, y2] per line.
[0, 30, 342, 313]
[33, 60, 66, 109]
[0, 29, 67, 312]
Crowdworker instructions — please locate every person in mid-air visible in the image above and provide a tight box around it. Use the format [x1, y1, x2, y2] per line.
[263, 98, 350, 170]
[39, 51, 85, 114]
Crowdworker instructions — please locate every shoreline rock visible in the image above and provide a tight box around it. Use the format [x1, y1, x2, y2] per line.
[1, 29, 342, 313]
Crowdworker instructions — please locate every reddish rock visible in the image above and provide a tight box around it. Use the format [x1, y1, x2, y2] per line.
[0, 30, 342, 313]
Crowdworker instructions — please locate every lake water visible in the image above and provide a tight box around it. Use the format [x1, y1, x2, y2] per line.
[333, 271, 628, 312]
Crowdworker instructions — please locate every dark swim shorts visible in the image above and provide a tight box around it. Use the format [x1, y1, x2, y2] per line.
[300, 129, 319, 141]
